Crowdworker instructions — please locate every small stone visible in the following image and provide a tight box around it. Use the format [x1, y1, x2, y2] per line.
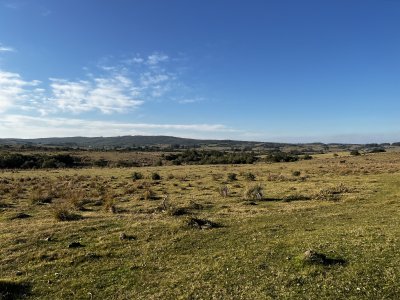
[16, 271, 23, 276]
[119, 233, 127, 240]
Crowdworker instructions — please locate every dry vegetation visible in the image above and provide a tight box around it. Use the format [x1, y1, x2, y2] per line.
[1, 151, 400, 299]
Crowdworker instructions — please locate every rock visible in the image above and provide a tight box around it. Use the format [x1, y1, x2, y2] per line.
[119, 233, 127, 240]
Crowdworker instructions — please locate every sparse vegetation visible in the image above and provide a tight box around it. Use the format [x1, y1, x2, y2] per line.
[131, 171, 143, 180]
[1, 149, 400, 299]
[53, 206, 82, 221]
[244, 184, 263, 200]
[350, 150, 361, 156]
[227, 172, 237, 181]
[151, 172, 161, 180]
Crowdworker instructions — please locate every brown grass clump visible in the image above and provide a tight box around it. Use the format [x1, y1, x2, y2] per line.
[103, 191, 117, 213]
[244, 184, 263, 200]
[218, 185, 229, 197]
[141, 188, 156, 200]
[53, 206, 82, 221]
[314, 183, 353, 201]
[30, 189, 53, 205]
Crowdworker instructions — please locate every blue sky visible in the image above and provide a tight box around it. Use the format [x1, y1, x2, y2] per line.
[0, 0, 400, 143]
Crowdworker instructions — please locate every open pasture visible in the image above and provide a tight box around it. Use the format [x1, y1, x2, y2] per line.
[1, 152, 400, 299]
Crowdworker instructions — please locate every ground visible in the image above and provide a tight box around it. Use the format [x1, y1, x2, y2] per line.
[1, 152, 400, 299]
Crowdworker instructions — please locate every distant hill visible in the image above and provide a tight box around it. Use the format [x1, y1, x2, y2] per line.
[0, 135, 391, 152]
[0, 135, 288, 149]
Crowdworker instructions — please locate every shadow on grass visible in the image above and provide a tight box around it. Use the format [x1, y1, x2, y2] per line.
[0, 281, 31, 300]
[260, 197, 283, 202]
[302, 250, 347, 266]
[186, 217, 222, 229]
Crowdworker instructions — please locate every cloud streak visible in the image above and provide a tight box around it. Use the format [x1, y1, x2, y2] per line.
[0, 51, 190, 115]
[0, 114, 238, 139]
[0, 46, 14, 52]
[0, 70, 40, 112]
[49, 75, 143, 114]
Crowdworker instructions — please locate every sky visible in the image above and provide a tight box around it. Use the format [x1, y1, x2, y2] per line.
[0, 0, 400, 143]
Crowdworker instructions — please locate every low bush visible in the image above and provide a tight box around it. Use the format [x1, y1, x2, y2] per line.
[151, 172, 161, 180]
[244, 184, 263, 200]
[227, 173, 237, 181]
[132, 171, 143, 180]
[53, 206, 82, 221]
[244, 172, 256, 181]
[218, 185, 229, 197]
[292, 171, 301, 177]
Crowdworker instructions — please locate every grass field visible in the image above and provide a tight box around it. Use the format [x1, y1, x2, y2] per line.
[1, 152, 400, 299]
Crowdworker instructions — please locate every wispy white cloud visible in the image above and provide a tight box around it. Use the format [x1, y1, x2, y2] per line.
[0, 70, 41, 112]
[0, 45, 15, 52]
[147, 52, 169, 65]
[178, 97, 204, 104]
[0, 114, 238, 139]
[49, 74, 142, 114]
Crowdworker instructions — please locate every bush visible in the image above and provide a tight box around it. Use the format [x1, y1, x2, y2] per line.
[132, 171, 143, 180]
[103, 192, 116, 213]
[244, 184, 263, 200]
[244, 172, 256, 181]
[350, 150, 361, 156]
[292, 171, 301, 177]
[151, 172, 161, 180]
[142, 188, 156, 200]
[227, 173, 237, 181]
[265, 151, 299, 163]
[68, 190, 87, 211]
[368, 148, 386, 153]
[53, 207, 82, 221]
[164, 150, 258, 165]
[218, 185, 229, 197]
[314, 183, 353, 201]
[30, 190, 53, 205]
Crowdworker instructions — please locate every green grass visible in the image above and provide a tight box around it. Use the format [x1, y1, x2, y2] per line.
[1, 152, 400, 299]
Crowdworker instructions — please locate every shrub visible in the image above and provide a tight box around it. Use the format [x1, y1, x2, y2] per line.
[244, 172, 256, 181]
[151, 172, 161, 180]
[103, 192, 116, 213]
[132, 171, 143, 180]
[142, 188, 156, 200]
[350, 150, 361, 156]
[314, 183, 353, 201]
[53, 207, 82, 221]
[265, 151, 299, 163]
[30, 190, 53, 205]
[68, 190, 87, 210]
[368, 148, 386, 153]
[227, 173, 237, 181]
[292, 171, 301, 177]
[244, 184, 263, 200]
[218, 185, 229, 197]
